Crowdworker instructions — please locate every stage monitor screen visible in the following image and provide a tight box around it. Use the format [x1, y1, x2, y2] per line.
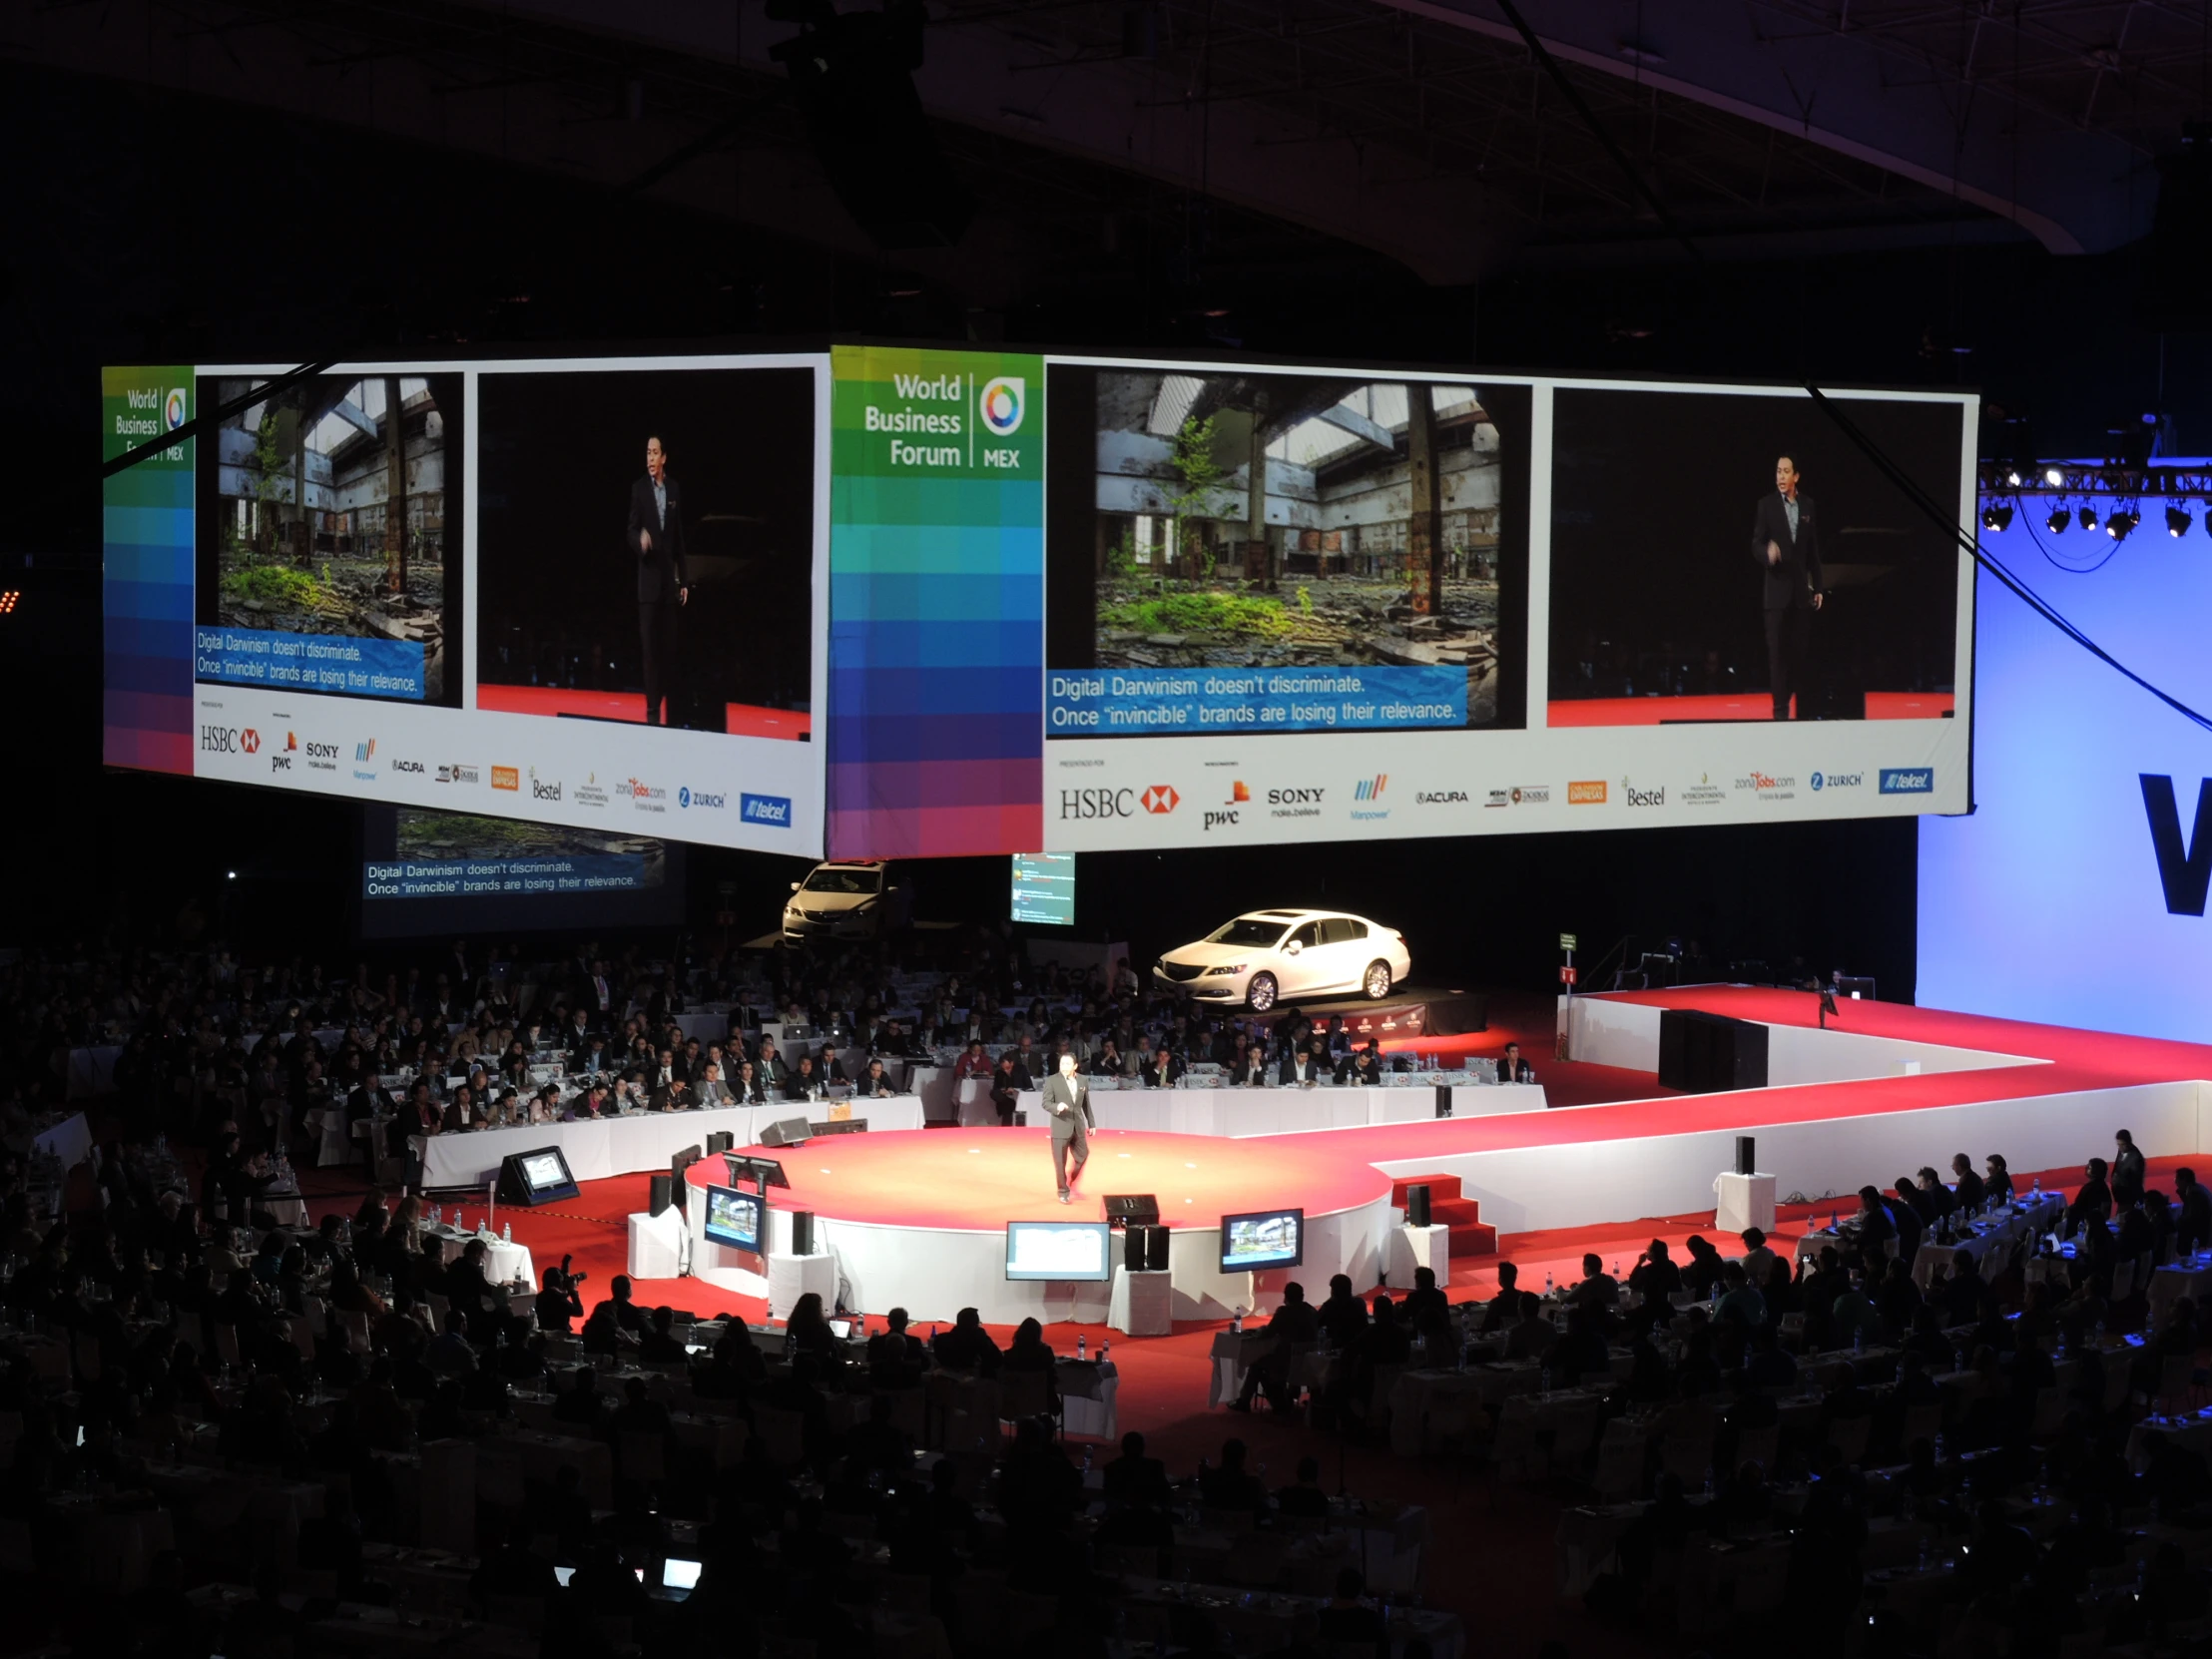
[519, 1153, 566, 1189]
[662, 1559, 702, 1592]
[100, 354, 829, 854]
[1220, 1208, 1304, 1273]
[702, 1186, 765, 1252]
[1004, 1220, 1113, 1282]
[358, 807, 684, 937]
[1010, 852, 1075, 924]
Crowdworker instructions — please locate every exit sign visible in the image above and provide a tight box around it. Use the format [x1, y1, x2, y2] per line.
[1559, 933, 1577, 950]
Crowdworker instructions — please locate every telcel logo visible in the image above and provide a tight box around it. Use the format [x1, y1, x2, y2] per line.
[680, 788, 727, 810]
[1568, 781, 1607, 805]
[1880, 768, 1934, 795]
[742, 794, 792, 827]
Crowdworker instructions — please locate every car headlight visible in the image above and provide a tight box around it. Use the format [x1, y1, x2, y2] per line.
[1206, 963, 1246, 976]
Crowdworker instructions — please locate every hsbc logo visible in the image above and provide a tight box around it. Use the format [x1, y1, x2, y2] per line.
[1061, 788, 1135, 820]
[203, 726, 237, 754]
[1141, 785, 1179, 815]
[242, 728, 261, 754]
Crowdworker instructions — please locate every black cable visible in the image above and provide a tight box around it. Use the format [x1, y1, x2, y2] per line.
[1494, 4, 2212, 739]
[103, 360, 336, 479]
[2016, 496, 2124, 577]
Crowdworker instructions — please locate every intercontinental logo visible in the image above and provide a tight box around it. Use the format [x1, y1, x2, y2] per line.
[1683, 773, 1728, 808]
[573, 772, 610, 809]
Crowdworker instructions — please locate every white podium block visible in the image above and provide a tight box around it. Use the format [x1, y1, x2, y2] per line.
[767, 1251, 837, 1321]
[1387, 1223, 1451, 1288]
[1715, 1172, 1778, 1235]
[1109, 1266, 1173, 1337]
[626, 1207, 686, 1279]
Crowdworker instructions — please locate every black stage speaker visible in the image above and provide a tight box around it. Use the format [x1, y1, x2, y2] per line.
[705, 1131, 735, 1155]
[1104, 1194, 1161, 1228]
[1434, 1085, 1453, 1118]
[761, 1116, 812, 1148]
[649, 1174, 674, 1217]
[1736, 1135, 1757, 1176]
[671, 1146, 703, 1211]
[1405, 1184, 1433, 1229]
[1658, 1009, 1770, 1093]
[1124, 1223, 1169, 1272]
[809, 1119, 869, 1137]
[791, 1210, 816, 1256]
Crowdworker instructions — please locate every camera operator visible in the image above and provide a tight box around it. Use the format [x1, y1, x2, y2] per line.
[536, 1255, 588, 1334]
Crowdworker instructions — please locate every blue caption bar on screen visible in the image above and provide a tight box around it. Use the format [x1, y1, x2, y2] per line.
[197, 626, 426, 701]
[1047, 666, 1466, 734]
[363, 853, 649, 899]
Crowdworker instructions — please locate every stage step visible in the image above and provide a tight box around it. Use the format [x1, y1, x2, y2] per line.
[1390, 1176, 1495, 1258]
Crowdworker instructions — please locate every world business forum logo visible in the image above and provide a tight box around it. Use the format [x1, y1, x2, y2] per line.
[978, 376, 1025, 437]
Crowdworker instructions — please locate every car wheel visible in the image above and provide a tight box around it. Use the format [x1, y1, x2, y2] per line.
[1363, 960, 1392, 999]
[1247, 972, 1279, 1013]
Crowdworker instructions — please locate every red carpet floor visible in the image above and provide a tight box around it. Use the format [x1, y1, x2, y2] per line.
[691, 1128, 1390, 1231]
[1544, 690, 1953, 726]
[473, 683, 811, 740]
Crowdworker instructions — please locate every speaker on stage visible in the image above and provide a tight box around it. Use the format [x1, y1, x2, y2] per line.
[1736, 1135, 1756, 1176]
[1124, 1224, 1169, 1272]
[1405, 1184, 1432, 1229]
[791, 1211, 817, 1256]
[1434, 1085, 1453, 1118]
[705, 1131, 735, 1155]
[761, 1116, 812, 1149]
[671, 1146, 702, 1211]
[649, 1174, 674, 1217]
[1104, 1194, 1161, 1228]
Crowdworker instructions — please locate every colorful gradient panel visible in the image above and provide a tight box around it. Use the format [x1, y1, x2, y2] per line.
[827, 344, 1043, 857]
[102, 366, 196, 775]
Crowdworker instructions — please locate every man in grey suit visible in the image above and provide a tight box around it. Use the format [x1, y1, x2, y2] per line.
[1041, 1051, 1094, 1204]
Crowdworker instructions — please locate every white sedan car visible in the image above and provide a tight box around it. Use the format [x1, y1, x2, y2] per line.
[1152, 909, 1410, 1013]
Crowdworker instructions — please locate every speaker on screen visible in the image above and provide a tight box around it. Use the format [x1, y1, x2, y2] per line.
[1405, 1184, 1432, 1230]
[649, 1174, 674, 1217]
[791, 1211, 817, 1256]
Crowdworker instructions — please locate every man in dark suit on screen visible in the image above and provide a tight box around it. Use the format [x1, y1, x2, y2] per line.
[628, 435, 689, 726]
[1750, 454, 1824, 721]
[1041, 1051, 1094, 1204]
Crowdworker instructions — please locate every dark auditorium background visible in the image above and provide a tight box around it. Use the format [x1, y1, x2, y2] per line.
[8, 9, 2212, 985]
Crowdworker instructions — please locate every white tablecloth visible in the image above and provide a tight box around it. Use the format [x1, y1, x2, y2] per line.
[1018, 1083, 1542, 1137]
[32, 1112, 94, 1168]
[419, 1225, 537, 1292]
[411, 1095, 926, 1190]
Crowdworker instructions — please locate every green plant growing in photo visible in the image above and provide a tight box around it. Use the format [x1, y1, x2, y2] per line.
[1161, 414, 1226, 583]
[1097, 590, 1293, 641]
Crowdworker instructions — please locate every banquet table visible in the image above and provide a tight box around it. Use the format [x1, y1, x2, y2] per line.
[31, 1111, 93, 1169]
[418, 1224, 537, 1292]
[1796, 1191, 2063, 1269]
[412, 1094, 926, 1190]
[2149, 1256, 2212, 1317]
[1058, 1357, 1119, 1440]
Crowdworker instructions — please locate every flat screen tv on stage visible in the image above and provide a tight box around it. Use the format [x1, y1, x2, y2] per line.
[702, 1186, 765, 1253]
[496, 1145, 580, 1207]
[1220, 1207, 1304, 1273]
[1004, 1221, 1114, 1282]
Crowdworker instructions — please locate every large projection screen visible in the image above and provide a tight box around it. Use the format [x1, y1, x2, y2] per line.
[102, 354, 830, 855]
[1038, 358, 1974, 850]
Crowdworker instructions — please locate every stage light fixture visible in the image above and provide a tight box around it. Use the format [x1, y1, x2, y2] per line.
[2107, 508, 2138, 542]
[2044, 467, 2065, 487]
[2168, 504, 2194, 538]
[1981, 503, 2013, 532]
[2078, 505, 2099, 531]
[2047, 505, 2070, 533]
[2004, 469, 2022, 486]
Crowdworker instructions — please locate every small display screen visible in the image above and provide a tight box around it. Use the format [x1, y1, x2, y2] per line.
[662, 1559, 702, 1590]
[1010, 852, 1075, 925]
[703, 1185, 764, 1251]
[1004, 1221, 1113, 1282]
[520, 1152, 567, 1189]
[1220, 1208, 1305, 1273]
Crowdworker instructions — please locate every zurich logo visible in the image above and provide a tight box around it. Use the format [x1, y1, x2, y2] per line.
[1811, 773, 1824, 792]
[679, 788, 691, 809]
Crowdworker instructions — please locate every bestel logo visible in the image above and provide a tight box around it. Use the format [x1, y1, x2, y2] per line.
[1060, 788, 1136, 820]
[1141, 786, 1179, 815]
[1568, 781, 1607, 805]
[242, 728, 261, 755]
[491, 767, 519, 792]
[530, 770, 561, 802]
[1622, 779, 1665, 808]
